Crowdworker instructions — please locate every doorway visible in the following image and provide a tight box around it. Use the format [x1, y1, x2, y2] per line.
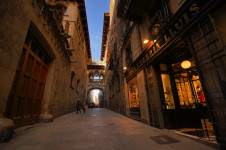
[5, 32, 50, 127]
[88, 89, 104, 108]
[157, 37, 216, 141]
[172, 59, 215, 140]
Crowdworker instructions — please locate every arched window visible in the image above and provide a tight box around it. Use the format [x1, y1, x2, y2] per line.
[70, 71, 75, 89]
[100, 74, 104, 82]
[126, 43, 133, 66]
[76, 79, 80, 92]
[94, 74, 99, 82]
[89, 73, 93, 82]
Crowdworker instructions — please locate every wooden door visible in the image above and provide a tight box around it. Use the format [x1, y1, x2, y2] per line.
[5, 33, 50, 127]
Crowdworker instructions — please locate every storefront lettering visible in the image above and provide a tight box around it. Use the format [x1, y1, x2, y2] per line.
[126, 1, 203, 81]
[145, 53, 150, 60]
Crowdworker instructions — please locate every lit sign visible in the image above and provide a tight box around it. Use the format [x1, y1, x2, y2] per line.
[125, 0, 207, 81]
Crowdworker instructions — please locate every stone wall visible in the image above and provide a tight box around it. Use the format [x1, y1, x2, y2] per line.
[0, 0, 87, 140]
[104, 0, 150, 123]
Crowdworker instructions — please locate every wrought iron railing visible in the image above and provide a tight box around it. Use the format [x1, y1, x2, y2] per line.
[32, 0, 70, 62]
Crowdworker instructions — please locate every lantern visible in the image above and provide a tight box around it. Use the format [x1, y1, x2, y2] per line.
[181, 60, 191, 69]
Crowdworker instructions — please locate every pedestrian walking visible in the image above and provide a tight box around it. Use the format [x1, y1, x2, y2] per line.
[76, 99, 81, 114]
[82, 99, 86, 113]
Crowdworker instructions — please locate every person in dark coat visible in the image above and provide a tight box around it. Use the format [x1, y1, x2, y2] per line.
[82, 99, 86, 113]
[76, 100, 81, 114]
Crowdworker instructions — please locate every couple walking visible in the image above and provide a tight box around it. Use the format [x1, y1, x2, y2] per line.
[76, 99, 86, 114]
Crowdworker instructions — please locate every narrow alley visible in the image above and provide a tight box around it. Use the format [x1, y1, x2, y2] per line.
[0, 109, 218, 150]
[1, 0, 226, 149]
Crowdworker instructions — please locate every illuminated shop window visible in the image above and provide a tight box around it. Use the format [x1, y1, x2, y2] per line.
[174, 70, 206, 109]
[128, 78, 139, 108]
[175, 74, 193, 107]
[173, 60, 206, 109]
[161, 74, 175, 109]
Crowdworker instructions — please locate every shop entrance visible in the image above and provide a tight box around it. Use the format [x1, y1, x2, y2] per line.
[173, 60, 215, 140]
[128, 77, 141, 120]
[173, 61, 205, 109]
[157, 38, 216, 141]
[5, 32, 50, 127]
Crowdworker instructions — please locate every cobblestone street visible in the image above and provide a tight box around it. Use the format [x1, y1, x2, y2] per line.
[0, 108, 217, 150]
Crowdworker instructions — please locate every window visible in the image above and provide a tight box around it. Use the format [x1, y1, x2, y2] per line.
[109, 85, 111, 96]
[111, 79, 114, 96]
[120, 19, 124, 37]
[94, 74, 99, 82]
[89, 73, 93, 82]
[65, 21, 70, 34]
[116, 75, 120, 91]
[161, 74, 175, 109]
[100, 74, 104, 82]
[126, 43, 133, 66]
[76, 79, 80, 92]
[64, 7, 67, 15]
[70, 71, 75, 89]
[114, 40, 117, 58]
[128, 77, 139, 108]
[69, 37, 73, 49]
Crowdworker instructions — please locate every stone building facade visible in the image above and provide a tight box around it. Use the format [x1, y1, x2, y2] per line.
[0, 0, 90, 141]
[87, 63, 105, 107]
[103, 0, 226, 148]
[102, 8, 127, 115]
[62, 0, 90, 101]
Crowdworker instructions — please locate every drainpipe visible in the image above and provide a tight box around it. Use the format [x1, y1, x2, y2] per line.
[137, 23, 152, 125]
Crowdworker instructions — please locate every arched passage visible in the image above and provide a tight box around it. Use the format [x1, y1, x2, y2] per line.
[87, 88, 104, 108]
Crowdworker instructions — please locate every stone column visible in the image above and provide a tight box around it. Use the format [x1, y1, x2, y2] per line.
[0, 70, 15, 142]
[0, 115, 14, 142]
[137, 70, 150, 125]
[39, 61, 56, 122]
[124, 77, 130, 117]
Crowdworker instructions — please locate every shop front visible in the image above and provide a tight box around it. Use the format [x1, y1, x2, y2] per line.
[125, 0, 226, 145]
[127, 77, 141, 120]
[153, 37, 215, 140]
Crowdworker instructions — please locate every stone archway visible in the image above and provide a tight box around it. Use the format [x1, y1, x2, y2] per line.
[87, 88, 104, 108]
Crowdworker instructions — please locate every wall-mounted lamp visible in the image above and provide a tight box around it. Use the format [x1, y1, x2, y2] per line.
[123, 67, 127, 70]
[143, 40, 149, 44]
[181, 60, 191, 69]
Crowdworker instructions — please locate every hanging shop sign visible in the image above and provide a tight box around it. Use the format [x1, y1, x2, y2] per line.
[125, 0, 211, 81]
[106, 48, 110, 66]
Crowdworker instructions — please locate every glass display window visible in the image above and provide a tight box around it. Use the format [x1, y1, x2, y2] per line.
[175, 74, 194, 108]
[161, 74, 175, 109]
[173, 60, 206, 109]
[192, 75, 206, 104]
[128, 77, 140, 108]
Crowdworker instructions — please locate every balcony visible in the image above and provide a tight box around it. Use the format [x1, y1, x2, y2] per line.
[117, 0, 127, 17]
[125, 0, 158, 22]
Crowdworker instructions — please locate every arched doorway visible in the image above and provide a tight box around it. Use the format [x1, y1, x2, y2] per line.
[87, 88, 104, 108]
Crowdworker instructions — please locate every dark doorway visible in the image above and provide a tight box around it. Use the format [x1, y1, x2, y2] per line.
[5, 32, 50, 127]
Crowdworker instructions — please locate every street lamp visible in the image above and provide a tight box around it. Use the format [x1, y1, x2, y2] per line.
[181, 60, 191, 69]
[143, 40, 149, 44]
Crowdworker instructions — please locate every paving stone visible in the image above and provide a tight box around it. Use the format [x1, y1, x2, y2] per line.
[0, 108, 218, 150]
